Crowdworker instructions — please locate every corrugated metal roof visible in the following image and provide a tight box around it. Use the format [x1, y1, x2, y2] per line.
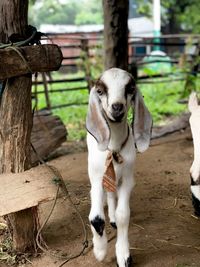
[40, 17, 154, 36]
[128, 17, 154, 37]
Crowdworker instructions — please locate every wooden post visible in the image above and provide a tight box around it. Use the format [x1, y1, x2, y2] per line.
[81, 38, 93, 90]
[0, 0, 37, 252]
[41, 72, 51, 110]
[103, 0, 129, 71]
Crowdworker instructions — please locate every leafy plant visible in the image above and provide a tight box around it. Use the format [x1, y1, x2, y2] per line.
[134, 0, 200, 33]
[29, 0, 103, 27]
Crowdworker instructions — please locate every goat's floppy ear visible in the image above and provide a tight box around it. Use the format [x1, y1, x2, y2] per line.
[133, 88, 152, 153]
[86, 87, 110, 151]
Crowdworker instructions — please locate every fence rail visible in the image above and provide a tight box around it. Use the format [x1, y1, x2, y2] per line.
[33, 33, 200, 111]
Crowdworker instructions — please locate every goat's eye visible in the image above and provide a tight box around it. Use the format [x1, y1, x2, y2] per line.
[97, 88, 104, 95]
[95, 80, 107, 96]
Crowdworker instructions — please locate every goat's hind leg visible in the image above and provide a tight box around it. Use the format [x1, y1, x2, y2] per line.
[115, 177, 134, 267]
[190, 174, 200, 217]
[89, 178, 107, 261]
[107, 192, 117, 229]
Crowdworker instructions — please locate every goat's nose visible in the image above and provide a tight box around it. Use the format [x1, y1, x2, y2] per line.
[112, 103, 124, 112]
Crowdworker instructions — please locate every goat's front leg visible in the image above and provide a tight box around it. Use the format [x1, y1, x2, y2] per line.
[89, 176, 107, 261]
[115, 177, 134, 267]
[190, 162, 200, 217]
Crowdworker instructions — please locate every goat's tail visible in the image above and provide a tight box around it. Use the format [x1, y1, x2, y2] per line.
[188, 92, 199, 113]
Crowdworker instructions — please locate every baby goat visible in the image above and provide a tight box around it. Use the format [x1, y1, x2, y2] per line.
[86, 68, 152, 267]
[189, 92, 200, 217]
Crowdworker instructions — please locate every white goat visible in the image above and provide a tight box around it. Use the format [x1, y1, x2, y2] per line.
[188, 92, 200, 217]
[86, 68, 152, 267]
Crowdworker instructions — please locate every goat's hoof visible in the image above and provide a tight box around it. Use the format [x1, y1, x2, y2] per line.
[125, 255, 133, 267]
[110, 222, 117, 229]
[93, 246, 107, 262]
[116, 255, 133, 267]
[91, 215, 105, 236]
[192, 193, 200, 217]
[93, 233, 107, 262]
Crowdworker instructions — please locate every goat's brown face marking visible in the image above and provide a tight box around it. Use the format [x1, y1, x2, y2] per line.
[125, 77, 136, 99]
[95, 79, 108, 96]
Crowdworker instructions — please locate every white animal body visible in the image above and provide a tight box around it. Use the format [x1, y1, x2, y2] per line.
[86, 68, 152, 267]
[188, 92, 200, 216]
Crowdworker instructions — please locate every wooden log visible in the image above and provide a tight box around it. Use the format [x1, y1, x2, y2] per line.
[0, 165, 62, 217]
[0, 44, 63, 80]
[151, 113, 190, 139]
[31, 111, 67, 165]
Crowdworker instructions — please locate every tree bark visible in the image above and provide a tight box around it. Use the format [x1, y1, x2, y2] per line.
[0, 0, 29, 43]
[0, 0, 37, 252]
[103, 0, 129, 71]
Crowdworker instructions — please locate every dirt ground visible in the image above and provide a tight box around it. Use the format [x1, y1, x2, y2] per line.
[1, 128, 200, 267]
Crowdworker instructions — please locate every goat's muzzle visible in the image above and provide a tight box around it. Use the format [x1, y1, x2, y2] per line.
[111, 103, 125, 122]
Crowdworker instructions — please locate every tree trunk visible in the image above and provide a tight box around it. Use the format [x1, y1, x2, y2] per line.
[103, 0, 129, 71]
[0, 0, 37, 252]
[161, 3, 182, 56]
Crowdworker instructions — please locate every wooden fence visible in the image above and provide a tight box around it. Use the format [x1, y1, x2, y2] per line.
[33, 33, 200, 110]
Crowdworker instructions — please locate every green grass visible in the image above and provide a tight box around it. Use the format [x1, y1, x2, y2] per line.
[33, 72, 200, 141]
[140, 79, 187, 124]
[32, 71, 89, 141]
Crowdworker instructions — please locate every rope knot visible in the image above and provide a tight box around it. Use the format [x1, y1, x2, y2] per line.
[112, 151, 124, 164]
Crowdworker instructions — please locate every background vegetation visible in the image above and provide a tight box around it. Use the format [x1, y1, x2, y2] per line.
[29, 0, 103, 27]
[29, 0, 200, 33]
[29, 0, 200, 141]
[135, 0, 200, 34]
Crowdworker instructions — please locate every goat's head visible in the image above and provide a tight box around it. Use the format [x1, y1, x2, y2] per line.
[86, 68, 152, 152]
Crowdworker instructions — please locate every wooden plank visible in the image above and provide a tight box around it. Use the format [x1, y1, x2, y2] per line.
[0, 44, 63, 80]
[0, 165, 62, 216]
